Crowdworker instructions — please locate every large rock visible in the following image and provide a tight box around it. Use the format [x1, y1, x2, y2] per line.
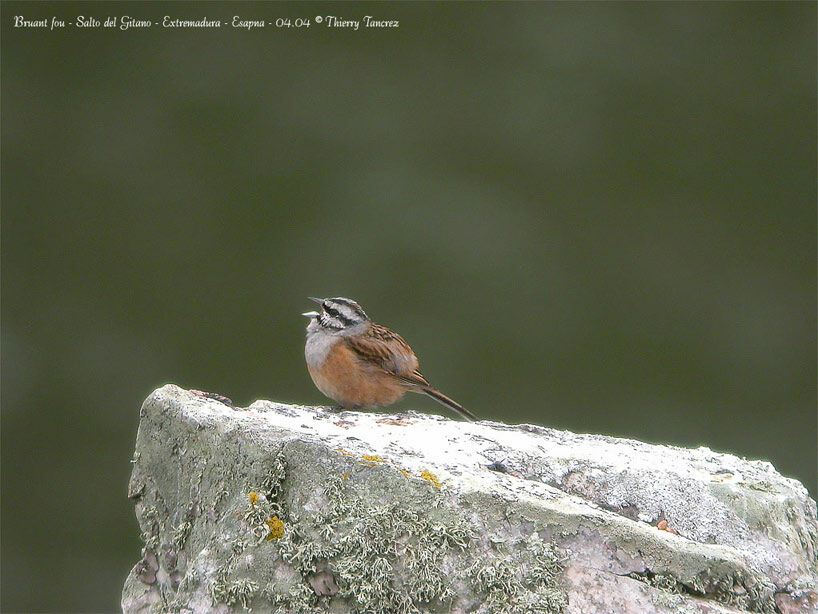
[123, 385, 817, 613]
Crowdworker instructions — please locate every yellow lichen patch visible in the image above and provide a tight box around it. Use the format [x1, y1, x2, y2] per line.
[361, 454, 384, 463]
[341, 473, 349, 480]
[335, 448, 353, 457]
[265, 516, 285, 540]
[420, 470, 441, 489]
[397, 468, 411, 478]
[248, 491, 259, 505]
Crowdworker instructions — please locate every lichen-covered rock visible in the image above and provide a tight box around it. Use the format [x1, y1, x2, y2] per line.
[123, 385, 817, 613]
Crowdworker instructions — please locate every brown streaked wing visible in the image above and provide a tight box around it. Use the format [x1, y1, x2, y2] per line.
[345, 335, 396, 371]
[396, 369, 431, 389]
[368, 323, 412, 348]
[344, 324, 428, 387]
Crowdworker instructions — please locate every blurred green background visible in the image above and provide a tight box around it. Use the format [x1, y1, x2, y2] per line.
[2, 1, 815, 611]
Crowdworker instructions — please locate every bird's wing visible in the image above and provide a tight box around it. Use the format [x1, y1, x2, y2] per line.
[395, 369, 432, 389]
[344, 324, 430, 388]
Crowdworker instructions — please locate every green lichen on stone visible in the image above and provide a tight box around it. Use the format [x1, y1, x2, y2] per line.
[150, 595, 192, 614]
[705, 571, 776, 614]
[264, 581, 321, 613]
[211, 573, 258, 610]
[630, 568, 777, 614]
[141, 505, 162, 552]
[469, 533, 568, 614]
[210, 484, 230, 518]
[649, 590, 695, 612]
[627, 570, 683, 594]
[203, 442, 567, 613]
[244, 492, 282, 543]
[315, 472, 474, 611]
[207, 448, 296, 610]
[262, 449, 288, 512]
[264, 463, 566, 613]
[172, 519, 193, 551]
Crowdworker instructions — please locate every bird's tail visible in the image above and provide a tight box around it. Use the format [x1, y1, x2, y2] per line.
[420, 387, 477, 422]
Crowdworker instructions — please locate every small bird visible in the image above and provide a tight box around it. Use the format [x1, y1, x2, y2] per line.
[303, 297, 476, 421]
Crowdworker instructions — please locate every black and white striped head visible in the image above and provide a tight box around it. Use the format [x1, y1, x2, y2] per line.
[302, 297, 370, 333]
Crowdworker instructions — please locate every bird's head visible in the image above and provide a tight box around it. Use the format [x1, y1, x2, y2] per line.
[302, 296, 370, 335]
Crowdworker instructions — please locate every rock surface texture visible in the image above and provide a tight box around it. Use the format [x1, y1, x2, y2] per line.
[123, 385, 818, 613]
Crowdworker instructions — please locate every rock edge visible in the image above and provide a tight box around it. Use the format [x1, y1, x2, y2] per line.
[123, 385, 818, 613]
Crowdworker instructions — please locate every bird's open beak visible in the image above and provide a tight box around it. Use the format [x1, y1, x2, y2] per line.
[304, 297, 324, 317]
